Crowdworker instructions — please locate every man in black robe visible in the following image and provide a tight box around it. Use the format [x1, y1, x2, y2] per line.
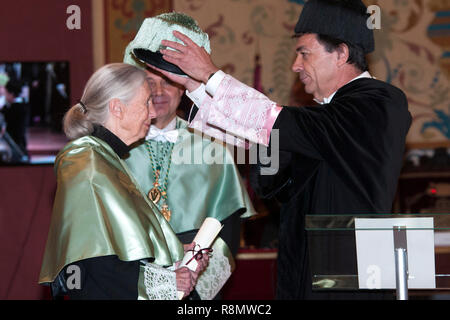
[149, 0, 412, 299]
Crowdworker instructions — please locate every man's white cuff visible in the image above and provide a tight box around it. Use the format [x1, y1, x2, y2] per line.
[185, 83, 207, 107]
[205, 70, 226, 97]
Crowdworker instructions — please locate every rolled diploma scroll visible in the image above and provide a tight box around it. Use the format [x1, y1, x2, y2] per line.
[177, 217, 223, 299]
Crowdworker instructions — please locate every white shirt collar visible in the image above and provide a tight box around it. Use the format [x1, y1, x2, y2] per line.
[145, 117, 178, 142]
[160, 117, 177, 131]
[314, 71, 373, 105]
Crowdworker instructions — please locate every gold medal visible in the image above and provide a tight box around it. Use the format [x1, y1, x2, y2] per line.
[148, 187, 161, 204]
[161, 204, 172, 221]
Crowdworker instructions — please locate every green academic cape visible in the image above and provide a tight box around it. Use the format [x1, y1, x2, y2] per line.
[39, 135, 184, 284]
[125, 117, 256, 235]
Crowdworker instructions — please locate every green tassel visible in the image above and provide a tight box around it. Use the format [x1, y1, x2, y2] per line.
[157, 12, 202, 34]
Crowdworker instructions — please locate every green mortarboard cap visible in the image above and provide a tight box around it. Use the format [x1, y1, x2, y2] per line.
[124, 12, 211, 75]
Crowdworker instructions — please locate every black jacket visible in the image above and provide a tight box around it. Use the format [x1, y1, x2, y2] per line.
[251, 78, 411, 299]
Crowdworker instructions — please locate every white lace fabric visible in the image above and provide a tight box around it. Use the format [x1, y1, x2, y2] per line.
[143, 263, 177, 300]
[142, 248, 232, 300]
[189, 74, 282, 149]
[195, 248, 232, 300]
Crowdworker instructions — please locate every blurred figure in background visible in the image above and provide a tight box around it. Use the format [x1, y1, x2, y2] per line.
[0, 73, 9, 110]
[1, 79, 30, 162]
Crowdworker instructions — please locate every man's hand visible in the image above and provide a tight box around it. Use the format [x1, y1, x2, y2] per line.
[160, 31, 219, 83]
[146, 63, 202, 92]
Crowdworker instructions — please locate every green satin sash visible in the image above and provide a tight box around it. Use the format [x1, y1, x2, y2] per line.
[39, 136, 184, 283]
[125, 118, 256, 234]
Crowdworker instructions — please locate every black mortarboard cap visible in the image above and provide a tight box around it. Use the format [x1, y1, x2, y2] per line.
[294, 0, 374, 54]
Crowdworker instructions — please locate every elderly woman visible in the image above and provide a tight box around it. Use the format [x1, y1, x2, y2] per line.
[39, 63, 206, 300]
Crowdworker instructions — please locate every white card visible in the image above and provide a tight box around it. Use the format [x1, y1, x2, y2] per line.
[355, 217, 435, 289]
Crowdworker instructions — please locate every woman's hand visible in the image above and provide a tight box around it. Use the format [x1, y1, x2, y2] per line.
[175, 242, 211, 299]
[160, 31, 219, 84]
[175, 267, 195, 298]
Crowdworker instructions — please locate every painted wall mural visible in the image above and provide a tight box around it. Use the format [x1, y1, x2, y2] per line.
[103, 0, 450, 147]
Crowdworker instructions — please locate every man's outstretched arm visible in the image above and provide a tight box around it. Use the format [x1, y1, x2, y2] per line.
[155, 31, 282, 148]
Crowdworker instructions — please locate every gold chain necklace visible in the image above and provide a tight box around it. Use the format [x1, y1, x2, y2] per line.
[146, 140, 174, 221]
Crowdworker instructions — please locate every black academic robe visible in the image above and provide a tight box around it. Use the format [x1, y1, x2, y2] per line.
[2, 101, 30, 156]
[250, 78, 411, 299]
